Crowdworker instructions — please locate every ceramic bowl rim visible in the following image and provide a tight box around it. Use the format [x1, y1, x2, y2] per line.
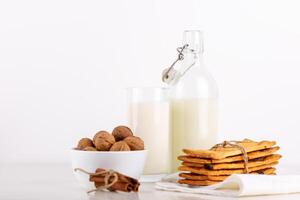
[70, 148, 148, 154]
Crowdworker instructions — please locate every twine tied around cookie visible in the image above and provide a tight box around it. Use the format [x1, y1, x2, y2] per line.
[211, 141, 249, 174]
[74, 168, 118, 193]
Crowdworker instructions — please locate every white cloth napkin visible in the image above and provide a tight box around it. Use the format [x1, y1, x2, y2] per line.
[155, 173, 300, 197]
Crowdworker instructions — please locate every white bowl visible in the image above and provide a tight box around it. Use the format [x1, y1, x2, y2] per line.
[70, 149, 147, 190]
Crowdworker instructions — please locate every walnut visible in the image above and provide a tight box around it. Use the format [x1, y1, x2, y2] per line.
[110, 141, 131, 151]
[112, 126, 133, 141]
[83, 146, 97, 151]
[93, 131, 115, 151]
[77, 138, 94, 150]
[124, 136, 144, 150]
[93, 131, 107, 144]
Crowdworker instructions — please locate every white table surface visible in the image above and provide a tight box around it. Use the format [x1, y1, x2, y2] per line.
[1, 164, 300, 200]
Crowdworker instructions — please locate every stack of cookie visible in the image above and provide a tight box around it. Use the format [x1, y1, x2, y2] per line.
[178, 139, 281, 186]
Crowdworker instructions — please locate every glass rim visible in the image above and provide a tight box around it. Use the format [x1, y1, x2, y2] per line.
[125, 86, 169, 91]
[126, 86, 169, 102]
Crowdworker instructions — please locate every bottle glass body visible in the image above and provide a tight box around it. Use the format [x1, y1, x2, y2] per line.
[171, 30, 218, 171]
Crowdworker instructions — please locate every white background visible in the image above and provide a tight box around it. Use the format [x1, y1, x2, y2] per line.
[0, 0, 299, 165]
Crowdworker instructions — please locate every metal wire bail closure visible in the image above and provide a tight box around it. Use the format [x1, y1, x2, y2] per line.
[162, 44, 196, 85]
[162, 44, 189, 83]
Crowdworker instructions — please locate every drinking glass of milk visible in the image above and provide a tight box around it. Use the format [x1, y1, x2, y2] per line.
[163, 30, 219, 172]
[127, 87, 171, 175]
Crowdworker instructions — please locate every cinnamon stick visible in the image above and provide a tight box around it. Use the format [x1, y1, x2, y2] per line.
[133, 182, 140, 192]
[89, 168, 140, 192]
[94, 181, 134, 192]
[90, 174, 138, 185]
[93, 168, 138, 184]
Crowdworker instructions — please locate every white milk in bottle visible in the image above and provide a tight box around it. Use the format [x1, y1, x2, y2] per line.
[172, 99, 218, 170]
[163, 30, 218, 171]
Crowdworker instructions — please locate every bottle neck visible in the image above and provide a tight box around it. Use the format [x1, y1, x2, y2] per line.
[180, 51, 205, 75]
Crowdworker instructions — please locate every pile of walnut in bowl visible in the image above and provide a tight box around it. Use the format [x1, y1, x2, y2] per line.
[76, 126, 144, 151]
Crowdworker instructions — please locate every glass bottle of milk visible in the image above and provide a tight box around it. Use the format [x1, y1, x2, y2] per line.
[164, 30, 218, 172]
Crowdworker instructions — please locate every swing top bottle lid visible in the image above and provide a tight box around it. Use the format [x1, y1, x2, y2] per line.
[183, 30, 204, 54]
[161, 30, 204, 85]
